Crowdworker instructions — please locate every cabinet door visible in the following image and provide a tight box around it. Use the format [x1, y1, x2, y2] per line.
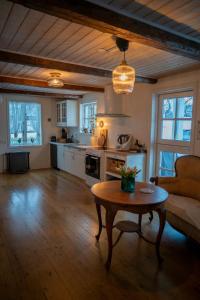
[67, 100, 78, 127]
[57, 145, 64, 170]
[64, 148, 72, 173]
[73, 151, 85, 179]
[56, 103, 61, 124]
[61, 101, 67, 123]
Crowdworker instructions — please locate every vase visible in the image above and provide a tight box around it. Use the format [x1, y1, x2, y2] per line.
[121, 176, 135, 193]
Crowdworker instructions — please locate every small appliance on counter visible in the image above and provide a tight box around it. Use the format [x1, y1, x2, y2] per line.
[50, 136, 57, 142]
[116, 134, 132, 151]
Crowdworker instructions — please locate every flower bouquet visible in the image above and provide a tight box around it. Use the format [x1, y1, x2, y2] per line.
[120, 166, 141, 193]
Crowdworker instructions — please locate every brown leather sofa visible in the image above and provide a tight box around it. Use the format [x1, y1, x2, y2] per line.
[151, 155, 200, 243]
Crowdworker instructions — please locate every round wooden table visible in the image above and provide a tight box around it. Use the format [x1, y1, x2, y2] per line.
[91, 181, 168, 270]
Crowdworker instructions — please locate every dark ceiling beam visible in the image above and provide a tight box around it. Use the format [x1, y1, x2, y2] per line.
[0, 75, 105, 92]
[0, 50, 157, 84]
[10, 0, 200, 61]
[0, 88, 82, 99]
[0, 49, 110, 77]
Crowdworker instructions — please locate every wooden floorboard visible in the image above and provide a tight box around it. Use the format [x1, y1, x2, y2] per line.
[0, 169, 199, 300]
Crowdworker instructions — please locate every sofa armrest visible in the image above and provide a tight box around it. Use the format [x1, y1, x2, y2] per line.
[150, 176, 179, 194]
[150, 176, 177, 184]
[157, 177, 178, 185]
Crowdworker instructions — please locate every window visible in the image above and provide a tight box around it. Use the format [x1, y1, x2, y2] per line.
[156, 91, 194, 176]
[80, 102, 97, 134]
[9, 101, 42, 146]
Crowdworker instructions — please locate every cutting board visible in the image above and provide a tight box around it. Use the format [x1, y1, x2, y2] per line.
[97, 129, 107, 147]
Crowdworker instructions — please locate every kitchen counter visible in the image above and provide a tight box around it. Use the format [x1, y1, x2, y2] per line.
[49, 142, 146, 153]
[104, 149, 146, 155]
[49, 141, 93, 150]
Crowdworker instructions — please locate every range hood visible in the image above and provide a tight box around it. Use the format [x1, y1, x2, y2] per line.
[96, 85, 130, 118]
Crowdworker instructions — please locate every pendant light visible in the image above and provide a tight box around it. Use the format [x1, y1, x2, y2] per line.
[47, 72, 64, 88]
[112, 37, 135, 94]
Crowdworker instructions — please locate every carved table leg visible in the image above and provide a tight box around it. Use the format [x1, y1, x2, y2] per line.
[105, 207, 117, 270]
[155, 207, 166, 263]
[95, 203, 102, 241]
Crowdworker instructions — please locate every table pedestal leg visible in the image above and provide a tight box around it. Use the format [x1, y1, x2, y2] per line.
[149, 211, 153, 223]
[156, 207, 166, 263]
[138, 214, 142, 233]
[105, 207, 117, 270]
[95, 203, 102, 241]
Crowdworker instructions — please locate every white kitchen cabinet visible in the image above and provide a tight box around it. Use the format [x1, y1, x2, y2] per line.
[73, 150, 85, 180]
[57, 144, 65, 170]
[56, 100, 78, 127]
[64, 148, 72, 173]
[63, 147, 85, 180]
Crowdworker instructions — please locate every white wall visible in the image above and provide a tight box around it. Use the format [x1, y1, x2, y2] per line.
[0, 94, 59, 172]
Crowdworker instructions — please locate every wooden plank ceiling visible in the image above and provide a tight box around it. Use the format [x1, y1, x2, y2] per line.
[0, 0, 199, 96]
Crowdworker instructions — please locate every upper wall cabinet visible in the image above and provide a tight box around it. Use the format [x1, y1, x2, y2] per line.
[56, 100, 78, 127]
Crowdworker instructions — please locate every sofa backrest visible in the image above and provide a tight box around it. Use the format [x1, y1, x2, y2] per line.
[174, 155, 200, 200]
[175, 155, 200, 180]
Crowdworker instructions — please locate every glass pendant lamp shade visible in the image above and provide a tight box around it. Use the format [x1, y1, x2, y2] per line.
[112, 59, 135, 94]
[47, 72, 64, 88]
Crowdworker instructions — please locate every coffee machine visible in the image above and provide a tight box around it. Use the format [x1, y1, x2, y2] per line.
[116, 134, 132, 151]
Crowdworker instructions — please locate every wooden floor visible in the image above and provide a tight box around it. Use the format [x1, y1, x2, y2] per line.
[0, 170, 199, 300]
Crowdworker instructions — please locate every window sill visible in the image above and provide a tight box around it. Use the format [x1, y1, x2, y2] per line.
[8, 144, 43, 149]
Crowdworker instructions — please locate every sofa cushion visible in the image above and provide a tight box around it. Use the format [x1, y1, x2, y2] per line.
[165, 194, 200, 230]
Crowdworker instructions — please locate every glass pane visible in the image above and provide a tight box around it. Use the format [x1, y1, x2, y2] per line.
[176, 97, 193, 118]
[159, 151, 188, 177]
[161, 120, 175, 140]
[162, 98, 176, 119]
[81, 102, 97, 133]
[159, 169, 174, 177]
[175, 120, 192, 141]
[160, 151, 174, 170]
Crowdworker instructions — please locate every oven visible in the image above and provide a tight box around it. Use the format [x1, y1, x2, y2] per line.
[85, 154, 100, 179]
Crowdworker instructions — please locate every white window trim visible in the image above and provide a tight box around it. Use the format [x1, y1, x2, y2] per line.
[7, 100, 43, 148]
[157, 90, 194, 147]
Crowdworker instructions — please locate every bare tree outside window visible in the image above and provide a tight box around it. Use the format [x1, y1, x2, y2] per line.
[9, 101, 42, 146]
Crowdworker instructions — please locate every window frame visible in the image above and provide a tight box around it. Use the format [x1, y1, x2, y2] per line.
[155, 90, 195, 176]
[8, 100, 43, 148]
[156, 144, 191, 177]
[79, 101, 97, 134]
[157, 90, 194, 147]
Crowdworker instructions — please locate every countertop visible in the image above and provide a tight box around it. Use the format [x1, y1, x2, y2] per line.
[104, 149, 143, 155]
[49, 141, 93, 150]
[49, 142, 146, 154]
